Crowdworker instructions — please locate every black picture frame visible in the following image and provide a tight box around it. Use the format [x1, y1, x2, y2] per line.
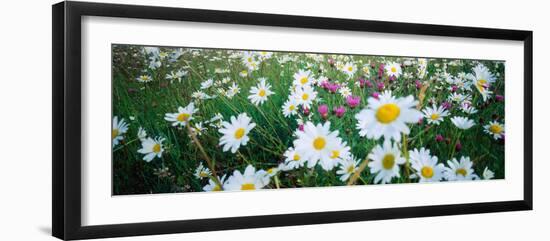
[52, 1, 533, 240]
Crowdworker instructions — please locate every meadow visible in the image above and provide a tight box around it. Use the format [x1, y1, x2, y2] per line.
[111, 44, 505, 195]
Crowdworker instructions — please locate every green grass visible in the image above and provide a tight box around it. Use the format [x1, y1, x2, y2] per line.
[112, 45, 505, 195]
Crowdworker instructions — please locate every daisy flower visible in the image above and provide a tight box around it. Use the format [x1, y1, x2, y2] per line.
[191, 90, 212, 100]
[484, 121, 505, 140]
[194, 162, 211, 179]
[282, 98, 299, 117]
[218, 113, 256, 153]
[467, 64, 496, 101]
[385, 62, 402, 78]
[422, 104, 449, 125]
[203, 175, 227, 192]
[200, 78, 214, 89]
[137, 136, 165, 162]
[448, 93, 468, 103]
[368, 140, 406, 184]
[336, 155, 360, 182]
[226, 82, 240, 99]
[136, 74, 153, 83]
[223, 165, 270, 191]
[417, 58, 428, 78]
[451, 116, 475, 130]
[248, 78, 273, 106]
[266, 166, 280, 177]
[293, 121, 342, 170]
[239, 70, 248, 77]
[112, 116, 129, 147]
[444, 156, 478, 181]
[460, 102, 478, 114]
[482, 167, 495, 180]
[293, 69, 313, 87]
[241, 51, 257, 67]
[355, 90, 422, 141]
[294, 85, 317, 109]
[164, 102, 198, 127]
[409, 148, 445, 182]
[338, 86, 352, 98]
[321, 140, 351, 171]
[342, 62, 357, 77]
[137, 126, 147, 141]
[283, 147, 306, 170]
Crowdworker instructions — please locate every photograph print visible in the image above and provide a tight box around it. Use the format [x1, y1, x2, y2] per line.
[111, 44, 505, 195]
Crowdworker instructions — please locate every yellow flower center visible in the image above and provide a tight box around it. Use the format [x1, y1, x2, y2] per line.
[267, 168, 275, 174]
[456, 168, 467, 177]
[489, 124, 503, 134]
[112, 129, 119, 139]
[177, 113, 190, 122]
[289, 105, 296, 111]
[241, 183, 256, 190]
[247, 57, 253, 63]
[300, 77, 309, 85]
[477, 79, 487, 90]
[421, 166, 434, 178]
[330, 150, 340, 159]
[293, 154, 301, 161]
[391, 67, 397, 73]
[382, 154, 395, 170]
[312, 137, 326, 150]
[199, 171, 209, 178]
[348, 66, 353, 72]
[258, 89, 266, 97]
[302, 93, 309, 101]
[430, 113, 440, 120]
[212, 185, 222, 191]
[152, 143, 161, 153]
[347, 165, 355, 173]
[234, 128, 246, 139]
[376, 103, 401, 124]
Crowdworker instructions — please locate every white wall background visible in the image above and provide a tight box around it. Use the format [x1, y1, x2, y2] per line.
[0, 0, 547, 240]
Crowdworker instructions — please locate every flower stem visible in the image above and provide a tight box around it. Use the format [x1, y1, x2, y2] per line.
[347, 157, 369, 185]
[186, 124, 223, 189]
[402, 133, 410, 182]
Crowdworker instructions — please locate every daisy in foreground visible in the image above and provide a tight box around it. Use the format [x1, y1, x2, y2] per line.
[164, 102, 197, 127]
[283, 147, 306, 170]
[293, 121, 342, 171]
[467, 64, 496, 101]
[223, 165, 270, 191]
[336, 155, 360, 182]
[282, 98, 299, 118]
[218, 113, 256, 153]
[484, 120, 505, 140]
[368, 140, 406, 184]
[445, 156, 478, 181]
[422, 104, 449, 125]
[355, 91, 422, 141]
[342, 62, 356, 77]
[248, 78, 273, 106]
[112, 116, 129, 147]
[194, 162, 211, 179]
[385, 62, 402, 78]
[294, 85, 317, 109]
[203, 175, 227, 192]
[451, 116, 475, 130]
[293, 69, 313, 87]
[137, 136, 165, 162]
[409, 148, 445, 182]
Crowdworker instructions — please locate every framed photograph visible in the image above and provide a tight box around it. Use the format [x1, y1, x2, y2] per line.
[52, 1, 533, 240]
